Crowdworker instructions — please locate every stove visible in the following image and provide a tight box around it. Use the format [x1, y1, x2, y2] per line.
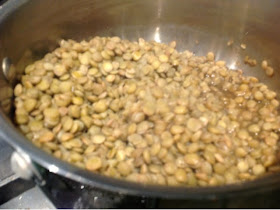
[0, 139, 55, 209]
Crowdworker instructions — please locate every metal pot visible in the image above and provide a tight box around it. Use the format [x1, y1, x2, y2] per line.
[0, 0, 280, 208]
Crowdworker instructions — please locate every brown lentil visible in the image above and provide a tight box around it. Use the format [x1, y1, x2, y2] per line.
[14, 36, 280, 188]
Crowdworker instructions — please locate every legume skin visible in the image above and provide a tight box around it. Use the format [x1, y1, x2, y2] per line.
[14, 36, 280, 187]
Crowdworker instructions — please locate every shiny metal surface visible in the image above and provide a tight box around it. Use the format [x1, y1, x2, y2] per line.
[10, 150, 46, 186]
[1, 186, 55, 209]
[0, 0, 280, 199]
[2, 57, 15, 84]
[0, 138, 14, 185]
[11, 152, 34, 181]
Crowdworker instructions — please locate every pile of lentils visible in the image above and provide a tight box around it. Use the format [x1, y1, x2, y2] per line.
[14, 36, 280, 187]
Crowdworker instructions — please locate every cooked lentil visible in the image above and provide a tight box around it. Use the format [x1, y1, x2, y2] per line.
[244, 55, 257, 67]
[261, 60, 274, 77]
[14, 36, 280, 187]
[240, 43, 246, 50]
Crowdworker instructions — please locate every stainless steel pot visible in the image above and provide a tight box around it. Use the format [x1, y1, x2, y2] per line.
[0, 0, 280, 206]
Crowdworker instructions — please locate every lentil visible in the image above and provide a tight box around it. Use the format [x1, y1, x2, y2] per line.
[91, 134, 106, 144]
[175, 169, 188, 183]
[14, 36, 280, 188]
[86, 156, 102, 171]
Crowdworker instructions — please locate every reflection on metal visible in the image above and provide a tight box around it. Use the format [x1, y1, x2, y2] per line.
[154, 27, 161, 43]
[228, 61, 238, 70]
[11, 152, 33, 180]
[11, 151, 46, 186]
[48, 164, 59, 173]
[2, 57, 15, 83]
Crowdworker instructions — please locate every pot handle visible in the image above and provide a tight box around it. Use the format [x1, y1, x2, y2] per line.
[11, 150, 46, 186]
